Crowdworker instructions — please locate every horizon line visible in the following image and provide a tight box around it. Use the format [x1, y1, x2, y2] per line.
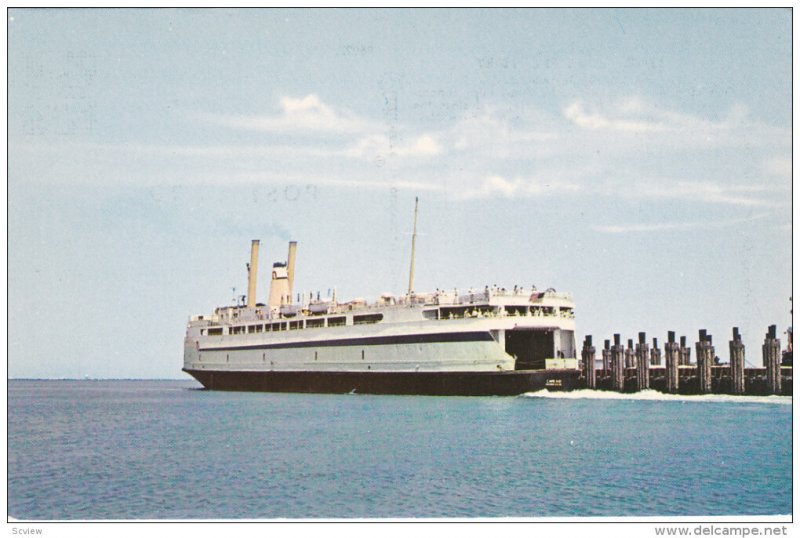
[8, 377, 195, 381]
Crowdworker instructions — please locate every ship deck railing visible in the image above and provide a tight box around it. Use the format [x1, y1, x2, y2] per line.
[194, 304, 575, 335]
[193, 288, 574, 330]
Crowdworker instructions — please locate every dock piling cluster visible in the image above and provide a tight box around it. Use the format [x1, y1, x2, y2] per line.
[580, 325, 790, 396]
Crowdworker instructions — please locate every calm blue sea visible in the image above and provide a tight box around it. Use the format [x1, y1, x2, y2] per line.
[7, 380, 792, 520]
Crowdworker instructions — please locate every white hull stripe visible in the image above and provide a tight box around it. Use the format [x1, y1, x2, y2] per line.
[199, 331, 495, 352]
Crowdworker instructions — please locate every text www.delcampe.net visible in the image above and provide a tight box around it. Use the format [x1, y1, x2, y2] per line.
[655, 526, 788, 536]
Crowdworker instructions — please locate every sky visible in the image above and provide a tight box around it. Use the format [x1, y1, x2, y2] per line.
[7, 8, 793, 379]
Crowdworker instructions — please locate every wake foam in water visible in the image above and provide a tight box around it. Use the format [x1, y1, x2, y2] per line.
[521, 389, 791, 405]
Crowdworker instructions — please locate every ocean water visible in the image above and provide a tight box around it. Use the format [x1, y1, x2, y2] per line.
[7, 380, 791, 520]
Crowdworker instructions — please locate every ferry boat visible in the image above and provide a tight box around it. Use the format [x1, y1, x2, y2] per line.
[183, 200, 580, 395]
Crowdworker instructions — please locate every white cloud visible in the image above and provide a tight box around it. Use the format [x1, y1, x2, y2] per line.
[592, 222, 693, 234]
[592, 213, 770, 234]
[631, 180, 786, 208]
[457, 175, 580, 200]
[764, 156, 792, 179]
[16, 94, 789, 210]
[195, 93, 376, 134]
[449, 110, 558, 158]
[467, 175, 518, 198]
[562, 99, 787, 151]
[224, 173, 445, 193]
[345, 133, 443, 159]
[563, 101, 666, 133]
[405, 134, 442, 157]
[279, 94, 331, 115]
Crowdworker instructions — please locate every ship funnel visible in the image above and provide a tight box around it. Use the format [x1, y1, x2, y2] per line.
[267, 240, 296, 312]
[287, 241, 298, 301]
[268, 262, 290, 310]
[247, 240, 260, 308]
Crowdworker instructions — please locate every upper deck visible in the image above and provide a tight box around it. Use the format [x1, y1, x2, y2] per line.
[187, 285, 575, 337]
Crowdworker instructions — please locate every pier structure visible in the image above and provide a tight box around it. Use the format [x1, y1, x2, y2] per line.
[664, 331, 680, 394]
[587, 325, 791, 397]
[729, 327, 745, 395]
[635, 332, 650, 392]
[650, 338, 661, 366]
[610, 334, 625, 391]
[582, 335, 597, 389]
[763, 325, 782, 395]
[695, 330, 714, 394]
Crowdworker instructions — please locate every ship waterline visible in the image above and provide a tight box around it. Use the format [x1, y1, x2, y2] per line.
[183, 368, 581, 396]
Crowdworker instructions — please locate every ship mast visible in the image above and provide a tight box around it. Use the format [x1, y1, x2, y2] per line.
[407, 197, 419, 297]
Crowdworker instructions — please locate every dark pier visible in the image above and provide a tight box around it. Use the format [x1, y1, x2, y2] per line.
[581, 325, 792, 396]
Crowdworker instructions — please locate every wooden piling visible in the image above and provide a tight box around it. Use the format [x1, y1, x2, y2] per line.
[695, 330, 714, 394]
[635, 332, 649, 391]
[609, 338, 616, 390]
[625, 338, 636, 369]
[602, 339, 611, 373]
[611, 334, 625, 391]
[729, 327, 745, 395]
[582, 335, 597, 389]
[650, 337, 661, 366]
[763, 325, 782, 395]
[679, 336, 691, 366]
[665, 331, 680, 393]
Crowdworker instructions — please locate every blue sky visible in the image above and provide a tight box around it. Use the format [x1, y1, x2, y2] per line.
[8, 8, 792, 378]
